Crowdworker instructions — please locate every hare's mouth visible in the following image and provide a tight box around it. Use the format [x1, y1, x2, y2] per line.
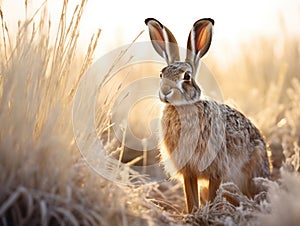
[159, 90, 171, 103]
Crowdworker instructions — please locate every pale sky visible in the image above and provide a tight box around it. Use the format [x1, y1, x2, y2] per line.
[2, 0, 300, 63]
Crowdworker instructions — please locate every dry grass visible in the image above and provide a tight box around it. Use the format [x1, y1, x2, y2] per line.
[1, 1, 300, 226]
[0, 1, 160, 225]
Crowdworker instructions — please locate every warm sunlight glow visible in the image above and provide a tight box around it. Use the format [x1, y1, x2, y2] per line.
[1, 1, 300, 225]
[2, 0, 300, 64]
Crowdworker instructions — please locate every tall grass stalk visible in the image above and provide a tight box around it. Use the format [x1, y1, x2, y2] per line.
[1, 1, 300, 225]
[0, 1, 149, 225]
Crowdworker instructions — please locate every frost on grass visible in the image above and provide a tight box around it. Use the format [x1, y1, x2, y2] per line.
[1, 1, 300, 226]
[258, 171, 300, 226]
[184, 171, 300, 226]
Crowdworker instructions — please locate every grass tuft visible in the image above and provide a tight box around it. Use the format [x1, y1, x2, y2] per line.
[0, 1, 300, 225]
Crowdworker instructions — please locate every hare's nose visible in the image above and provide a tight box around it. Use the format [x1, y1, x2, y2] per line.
[160, 84, 172, 96]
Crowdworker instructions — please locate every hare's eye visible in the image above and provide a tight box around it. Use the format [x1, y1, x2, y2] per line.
[183, 71, 192, 81]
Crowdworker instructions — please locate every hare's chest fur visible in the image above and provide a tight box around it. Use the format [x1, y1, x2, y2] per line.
[160, 102, 227, 178]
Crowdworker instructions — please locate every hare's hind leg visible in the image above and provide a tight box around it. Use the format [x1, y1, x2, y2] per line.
[208, 177, 221, 202]
[183, 175, 199, 213]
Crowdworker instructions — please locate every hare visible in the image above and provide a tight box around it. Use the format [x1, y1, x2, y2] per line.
[145, 18, 270, 213]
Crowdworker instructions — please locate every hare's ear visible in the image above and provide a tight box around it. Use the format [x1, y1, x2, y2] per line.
[145, 18, 180, 65]
[186, 18, 214, 73]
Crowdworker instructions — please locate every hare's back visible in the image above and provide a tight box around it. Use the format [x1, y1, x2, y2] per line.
[221, 104, 265, 153]
[220, 103, 270, 178]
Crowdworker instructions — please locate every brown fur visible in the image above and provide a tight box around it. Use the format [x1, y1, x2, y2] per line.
[160, 101, 270, 212]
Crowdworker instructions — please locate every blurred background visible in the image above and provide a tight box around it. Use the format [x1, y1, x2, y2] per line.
[2, 0, 300, 64]
[1, 0, 300, 225]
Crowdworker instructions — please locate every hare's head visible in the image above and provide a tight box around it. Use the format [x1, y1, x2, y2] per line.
[145, 18, 214, 105]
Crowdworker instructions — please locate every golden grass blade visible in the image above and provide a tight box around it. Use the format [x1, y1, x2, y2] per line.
[101, 30, 144, 87]
[1, 0, 300, 225]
